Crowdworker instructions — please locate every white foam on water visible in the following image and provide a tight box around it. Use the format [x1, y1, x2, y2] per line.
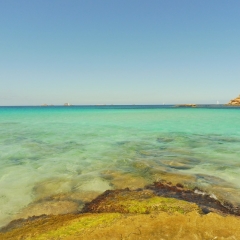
[194, 189, 206, 195]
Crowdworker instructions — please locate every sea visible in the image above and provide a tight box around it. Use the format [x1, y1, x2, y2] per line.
[0, 105, 240, 227]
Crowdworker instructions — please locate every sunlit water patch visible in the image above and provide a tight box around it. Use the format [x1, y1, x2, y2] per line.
[0, 106, 240, 227]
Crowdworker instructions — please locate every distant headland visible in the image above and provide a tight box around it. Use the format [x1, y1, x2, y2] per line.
[227, 95, 240, 106]
[175, 104, 197, 108]
[175, 95, 240, 107]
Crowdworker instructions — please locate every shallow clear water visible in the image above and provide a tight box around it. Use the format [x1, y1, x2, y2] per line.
[0, 105, 240, 227]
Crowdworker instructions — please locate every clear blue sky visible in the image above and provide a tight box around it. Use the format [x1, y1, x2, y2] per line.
[1, 0, 239, 105]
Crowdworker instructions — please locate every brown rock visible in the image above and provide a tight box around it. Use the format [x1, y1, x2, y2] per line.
[227, 95, 240, 105]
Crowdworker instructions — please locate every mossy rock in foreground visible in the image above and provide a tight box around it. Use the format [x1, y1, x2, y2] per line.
[0, 213, 121, 240]
[2, 211, 240, 240]
[118, 196, 200, 214]
[83, 189, 201, 214]
[1, 190, 240, 240]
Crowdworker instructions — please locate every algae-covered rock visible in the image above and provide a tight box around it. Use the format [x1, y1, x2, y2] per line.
[0, 213, 122, 240]
[2, 208, 240, 240]
[83, 188, 201, 215]
[122, 196, 199, 214]
[2, 184, 240, 240]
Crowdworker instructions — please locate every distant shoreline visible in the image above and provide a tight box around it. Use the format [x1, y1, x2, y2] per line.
[1, 104, 240, 108]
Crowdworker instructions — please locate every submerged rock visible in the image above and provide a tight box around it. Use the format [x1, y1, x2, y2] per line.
[15, 190, 102, 221]
[32, 178, 74, 200]
[196, 174, 234, 188]
[148, 167, 197, 187]
[77, 178, 112, 192]
[47, 191, 100, 203]
[16, 200, 80, 219]
[101, 170, 150, 189]
[161, 157, 200, 170]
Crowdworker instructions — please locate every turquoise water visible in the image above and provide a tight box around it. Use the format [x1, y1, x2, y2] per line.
[0, 106, 240, 227]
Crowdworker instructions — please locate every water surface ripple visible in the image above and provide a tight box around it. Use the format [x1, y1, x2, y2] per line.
[0, 105, 240, 227]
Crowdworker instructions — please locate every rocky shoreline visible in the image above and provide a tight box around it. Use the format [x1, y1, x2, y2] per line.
[227, 95, 240, 105]
[83, 181, 240, 216]
[1, 181, 240, 239]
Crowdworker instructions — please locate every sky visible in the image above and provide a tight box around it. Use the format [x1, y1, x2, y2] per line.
[0, 0, 240, 105]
